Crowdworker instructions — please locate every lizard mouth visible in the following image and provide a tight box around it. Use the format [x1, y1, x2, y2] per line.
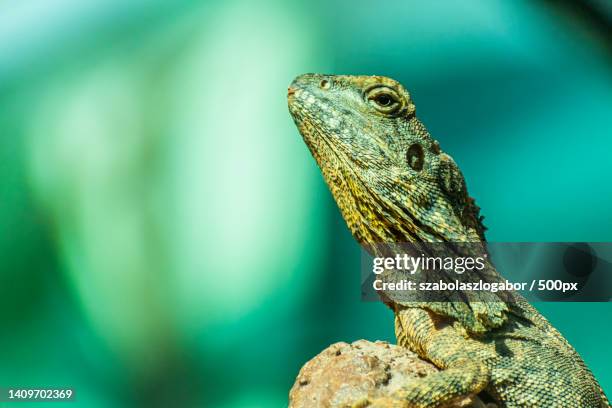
[287, 82, 321, 151]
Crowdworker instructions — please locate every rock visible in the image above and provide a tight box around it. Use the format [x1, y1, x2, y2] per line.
[289, 340, 495, 408]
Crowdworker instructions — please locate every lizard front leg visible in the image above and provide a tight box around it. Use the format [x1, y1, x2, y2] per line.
[365, 307, 495, 408]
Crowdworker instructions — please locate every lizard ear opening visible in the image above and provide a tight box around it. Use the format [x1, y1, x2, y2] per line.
[406, 144, 424, 171]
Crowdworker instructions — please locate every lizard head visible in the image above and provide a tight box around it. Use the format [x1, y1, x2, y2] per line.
[289, 74, 508, 334]
[288, 74, 486, 246]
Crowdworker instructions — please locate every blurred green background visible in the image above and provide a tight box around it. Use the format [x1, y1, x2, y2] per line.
[0, 0, 610, 406]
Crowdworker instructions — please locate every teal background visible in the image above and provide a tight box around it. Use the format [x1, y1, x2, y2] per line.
[0, 1, 610, 406]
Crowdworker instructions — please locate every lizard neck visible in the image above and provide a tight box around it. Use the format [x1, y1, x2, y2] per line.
[327, 116, 487, 247]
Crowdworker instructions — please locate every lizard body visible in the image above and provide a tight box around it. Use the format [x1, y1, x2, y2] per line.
[287, 73, 610, 407]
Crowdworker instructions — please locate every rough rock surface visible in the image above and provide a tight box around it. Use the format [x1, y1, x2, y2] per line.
[289, 340, 495, 408]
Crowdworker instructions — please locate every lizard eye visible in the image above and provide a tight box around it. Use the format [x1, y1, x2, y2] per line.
[366, 86, 402, 115]
[374, 94, 392, 106]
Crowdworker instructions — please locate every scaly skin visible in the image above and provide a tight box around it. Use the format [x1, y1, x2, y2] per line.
[287, 74, 610, 408]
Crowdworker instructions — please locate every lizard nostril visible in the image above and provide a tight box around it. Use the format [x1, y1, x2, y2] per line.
[319, 79, 331, 90]
[288, 86, 296, 97]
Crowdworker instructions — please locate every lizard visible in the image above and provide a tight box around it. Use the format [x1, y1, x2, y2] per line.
[287, 73, 610, 408]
